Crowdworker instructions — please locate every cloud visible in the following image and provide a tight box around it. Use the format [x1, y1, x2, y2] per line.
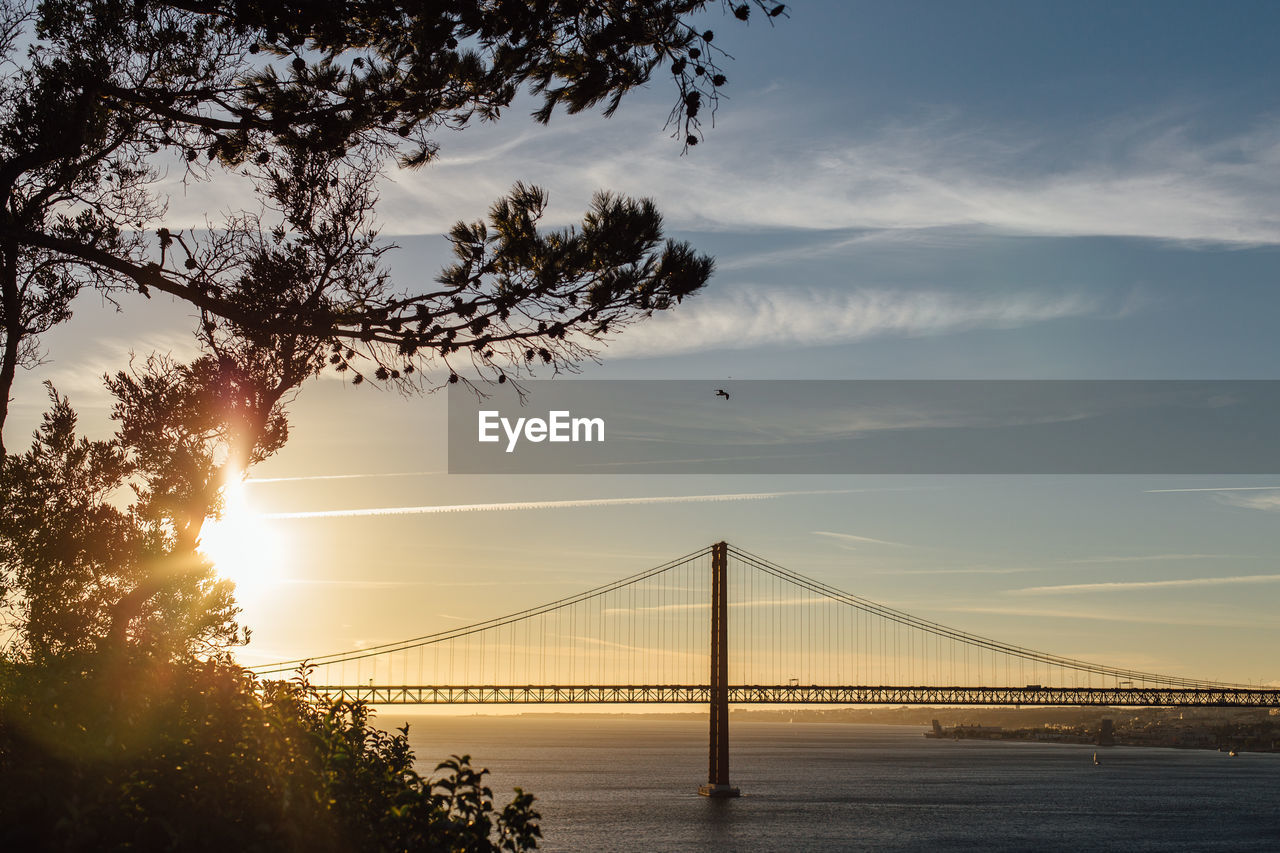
[812, 530, 911, 548]
[150, 102, 1280, 246]
[1213, 492, 1280, 512]
[11, 330, 201, 406]
[261, 488, 856, 520]
[281, 579, 432, 589]
[1060, 554, 1247, 565]
[606, 286, 1098, 358]
[869, 567, 1036, 576]
[1145, 486, 1280, 493]
[282, 578, 556, 588]
[1145, 485, 1280, 514]
[575, 452, 830, 469]
[248, 471, 444, 484]
[366, 106, 1280, 244]
[1009, 574, 1280, 595]
[603, 596, 827, 616]
[932, 604, 1264, 629]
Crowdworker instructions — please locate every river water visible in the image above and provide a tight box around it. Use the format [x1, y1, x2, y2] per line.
[392, 714, 1280, 852]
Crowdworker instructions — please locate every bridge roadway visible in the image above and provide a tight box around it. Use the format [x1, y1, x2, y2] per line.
[310, 684, 1280, 707]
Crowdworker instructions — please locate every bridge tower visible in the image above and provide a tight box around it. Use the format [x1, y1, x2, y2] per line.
[699, 541, 740, 798]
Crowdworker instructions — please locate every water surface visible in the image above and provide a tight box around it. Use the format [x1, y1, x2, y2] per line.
[393, 715, 1280, 852]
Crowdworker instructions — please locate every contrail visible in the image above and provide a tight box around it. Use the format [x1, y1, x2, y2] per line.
[1145, 486, 1280, 493]
[812, 530, 910, 548]
[261, 489, 859, 520]
[1061, 553, 1244, 564]
[247, 471, 444, 484]
[1011, 574, 1280, 595]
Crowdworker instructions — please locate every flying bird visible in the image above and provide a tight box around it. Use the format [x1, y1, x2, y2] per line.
[715, 389, 730, 400]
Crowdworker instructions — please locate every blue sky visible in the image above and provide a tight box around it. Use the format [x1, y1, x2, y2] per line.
[7, 1, 1280, 684]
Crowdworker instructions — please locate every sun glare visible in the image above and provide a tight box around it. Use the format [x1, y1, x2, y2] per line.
[198, 479, 288, 602]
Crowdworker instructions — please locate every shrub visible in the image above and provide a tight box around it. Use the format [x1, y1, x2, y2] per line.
[0, 656, 539, 852]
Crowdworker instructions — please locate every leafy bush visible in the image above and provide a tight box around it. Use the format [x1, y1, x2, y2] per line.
[0, 657, 539, 852]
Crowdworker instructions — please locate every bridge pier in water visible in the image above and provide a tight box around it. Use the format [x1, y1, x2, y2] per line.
[699, 541, 740, 798]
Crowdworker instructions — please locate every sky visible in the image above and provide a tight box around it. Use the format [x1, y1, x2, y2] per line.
[7, 1, 1280, 686]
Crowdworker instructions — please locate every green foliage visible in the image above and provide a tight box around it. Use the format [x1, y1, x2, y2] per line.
[0, 657, 540, 852]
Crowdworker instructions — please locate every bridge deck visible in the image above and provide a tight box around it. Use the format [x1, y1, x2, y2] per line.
[307, 684, 1280, 707]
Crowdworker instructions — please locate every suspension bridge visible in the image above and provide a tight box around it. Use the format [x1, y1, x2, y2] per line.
[251, 542, 1280, 797]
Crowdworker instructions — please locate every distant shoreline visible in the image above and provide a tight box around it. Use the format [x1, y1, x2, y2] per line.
[380, 705, 1280, 753]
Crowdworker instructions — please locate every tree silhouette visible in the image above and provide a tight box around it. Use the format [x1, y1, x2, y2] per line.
[0, 3, 791, 845]
[0, 370, 265, 663]
[0, 231, 324, 658]
[0, 0, 788, 452]
[0, 365, 548, 849]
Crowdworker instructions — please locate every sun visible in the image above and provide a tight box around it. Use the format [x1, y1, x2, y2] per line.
[198, 479, 288, 602]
